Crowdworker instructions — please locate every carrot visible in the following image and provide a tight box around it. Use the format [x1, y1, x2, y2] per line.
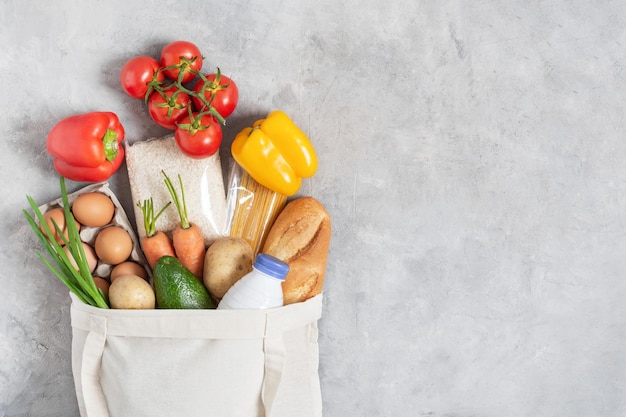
[141, 231, 175, 269]
[172, 223, 205, 279]
[137, 197, 175, 269]
[162, 171, 205, 279]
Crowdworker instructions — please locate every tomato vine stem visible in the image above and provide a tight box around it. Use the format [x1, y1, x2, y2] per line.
[145, 61, 226, 126]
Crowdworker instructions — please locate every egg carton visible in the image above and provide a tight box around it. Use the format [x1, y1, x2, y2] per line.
[38, 182, 150, 281]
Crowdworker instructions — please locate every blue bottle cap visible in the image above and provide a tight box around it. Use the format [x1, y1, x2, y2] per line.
[254, 253, 289, 280]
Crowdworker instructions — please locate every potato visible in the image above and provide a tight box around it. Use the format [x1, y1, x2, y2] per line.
[203, 237, 254, 300]
[109, 274, 155, 309]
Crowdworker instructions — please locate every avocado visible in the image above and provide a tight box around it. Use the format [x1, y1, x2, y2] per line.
[153, 256, 216, 309]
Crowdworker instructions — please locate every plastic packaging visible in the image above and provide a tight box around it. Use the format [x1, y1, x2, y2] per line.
[217, 253, 288, 310]
[125, 135, 227, 246]
[224, 161, 287, 256]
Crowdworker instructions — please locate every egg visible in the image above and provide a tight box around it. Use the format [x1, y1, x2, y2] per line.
[63, 242, 98, 273]
[95, 226, 133, 265]
[40, 207, 82, 244]
[72, 192, 115, 227]
[93, 276, 110, 298]
[109, 274, 155, 309]
[110, 261, 148, 282]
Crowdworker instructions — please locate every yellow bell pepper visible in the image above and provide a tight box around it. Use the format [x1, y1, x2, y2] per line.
[231, 110, 318, 196]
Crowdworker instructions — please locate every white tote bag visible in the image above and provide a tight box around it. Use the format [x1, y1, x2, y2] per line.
[70, 292, 323, 417]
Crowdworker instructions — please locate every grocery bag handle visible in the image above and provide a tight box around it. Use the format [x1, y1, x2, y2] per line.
[80, 314, 111, 417]
[261, 334, 286, 417]
[261, 295, 323, 417]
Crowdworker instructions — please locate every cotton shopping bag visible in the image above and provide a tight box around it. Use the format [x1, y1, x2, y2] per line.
[70, 292, 323, 417]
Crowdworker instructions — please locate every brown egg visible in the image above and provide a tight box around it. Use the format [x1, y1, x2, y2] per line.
[110, 261, 148, 282]
[93, 276, 110, 298]
[95, 226, 133, 265]
[40, 207, 81, 245]
[72, 192, 115, 227]
[63, 242, 98, 273]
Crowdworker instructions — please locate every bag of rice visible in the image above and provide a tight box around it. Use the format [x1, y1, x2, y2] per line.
[125, 135, 227, 246]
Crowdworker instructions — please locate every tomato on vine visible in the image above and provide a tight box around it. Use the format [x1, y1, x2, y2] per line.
[147, 86, 191, 130]
[160, 41, 203, 83]
[192, 71, 239, 118]
[120, 56, 165, 99]
[174, 113, 222, 158]
[121, 40, 237, 158]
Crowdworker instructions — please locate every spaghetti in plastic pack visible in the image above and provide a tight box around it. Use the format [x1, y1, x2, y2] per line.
[225, 161, 287, 256]
[125, 135, 228, 246]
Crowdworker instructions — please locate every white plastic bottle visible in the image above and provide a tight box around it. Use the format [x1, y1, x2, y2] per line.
[217, 253, 288, 310]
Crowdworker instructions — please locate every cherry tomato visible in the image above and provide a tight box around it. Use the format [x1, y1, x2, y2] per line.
[119, 56, 165, 99]
[175, 114, 222, 158]
[160, 41, 203, 83]
[147, 87, 191, 130]
[192, 73, 239, 118]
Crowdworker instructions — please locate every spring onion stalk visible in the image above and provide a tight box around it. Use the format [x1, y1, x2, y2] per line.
[23, 176, 110, 308]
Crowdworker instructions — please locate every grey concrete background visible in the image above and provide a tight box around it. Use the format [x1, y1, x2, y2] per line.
[2, 1, 626, 416]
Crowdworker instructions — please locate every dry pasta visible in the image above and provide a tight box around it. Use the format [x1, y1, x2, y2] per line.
[226, 163, 287, 256]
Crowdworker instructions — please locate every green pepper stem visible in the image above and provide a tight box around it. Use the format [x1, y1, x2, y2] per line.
[102, 129, 119, 162]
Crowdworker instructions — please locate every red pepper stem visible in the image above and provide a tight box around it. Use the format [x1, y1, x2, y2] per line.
[102, 129, 119, 162]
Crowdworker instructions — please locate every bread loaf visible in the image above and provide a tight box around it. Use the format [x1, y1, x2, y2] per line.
[262, 197, 331, 305]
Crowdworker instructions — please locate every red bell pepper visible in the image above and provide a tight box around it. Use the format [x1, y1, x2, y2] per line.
[46, 112, 125, 182]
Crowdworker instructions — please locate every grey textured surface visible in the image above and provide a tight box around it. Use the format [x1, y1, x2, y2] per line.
[2, 1, 626, 416]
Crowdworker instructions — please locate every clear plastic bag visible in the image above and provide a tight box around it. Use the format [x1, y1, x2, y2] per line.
[125, 135, 227, 246]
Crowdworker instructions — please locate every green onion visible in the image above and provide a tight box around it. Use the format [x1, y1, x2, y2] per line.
[23, 176, 110, 308]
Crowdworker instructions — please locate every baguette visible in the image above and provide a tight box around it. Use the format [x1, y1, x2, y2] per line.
[262, 197, 331, 305]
